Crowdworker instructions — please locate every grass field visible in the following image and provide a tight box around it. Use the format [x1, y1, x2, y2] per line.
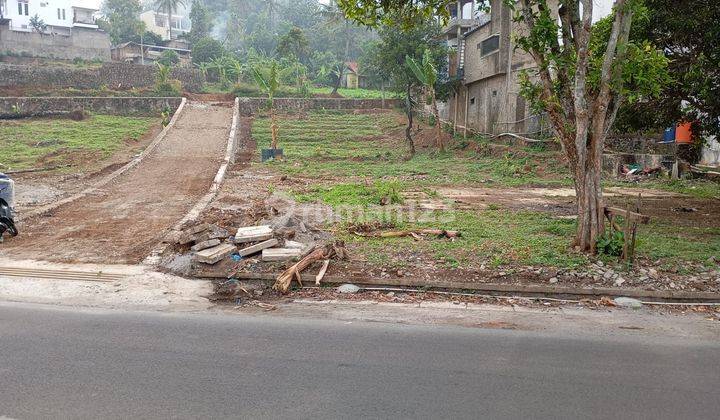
[0, 115, 156, 170]
[251, 110, 720, 271]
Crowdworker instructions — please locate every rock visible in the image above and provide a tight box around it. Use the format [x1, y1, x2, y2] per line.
[283, 240, 305, 249]
[596, 260, 604, 267]
[613, 297, 643, 309]
[648, 268, 658, 277]
[337, 283, 360, 294]
[386, 292, 395, 297]
[614, 277, 626, 287]
[549, 277, 558, 284]
[603, 270, 614, 280]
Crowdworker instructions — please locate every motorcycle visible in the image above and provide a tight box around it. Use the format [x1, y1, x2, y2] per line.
[0, 197, 17, 238]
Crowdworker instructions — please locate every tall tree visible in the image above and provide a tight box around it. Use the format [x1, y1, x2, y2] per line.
[321, 1, 353, 94]
[616, 0, 720, 139]
[276, 27, 310, 63]
[340, 0, 668, 253]
[99, 0, 144, 45]
[154, 0, 187, 40]
[359, 17, 447, 156]
[188, 0, 213, 43]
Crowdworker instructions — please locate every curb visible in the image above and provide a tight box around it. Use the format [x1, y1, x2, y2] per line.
[144, 97, 240, 265]
[17, 97, 188, 222]
[205, 271, 720, 303]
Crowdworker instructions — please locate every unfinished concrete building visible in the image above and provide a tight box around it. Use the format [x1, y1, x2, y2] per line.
[442, 0, 554, 137]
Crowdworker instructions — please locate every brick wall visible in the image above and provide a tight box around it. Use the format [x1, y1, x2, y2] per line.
[0, 62, 204, 92]
[237, 97, 400, 115]
[0, 97, 183, 118]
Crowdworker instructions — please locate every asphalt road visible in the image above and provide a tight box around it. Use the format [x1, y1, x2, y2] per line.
[0, 303, 718, 419]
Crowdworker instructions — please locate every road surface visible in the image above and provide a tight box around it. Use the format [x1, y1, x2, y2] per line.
[0, 302, 718, 419]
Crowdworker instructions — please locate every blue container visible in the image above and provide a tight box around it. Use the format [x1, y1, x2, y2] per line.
[0, 173, 14, 210]
[663, 126, 676, 142]
[261, 148, 284, 162]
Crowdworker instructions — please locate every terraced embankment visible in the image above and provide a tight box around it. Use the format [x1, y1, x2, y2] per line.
[0, 101, 234, 264]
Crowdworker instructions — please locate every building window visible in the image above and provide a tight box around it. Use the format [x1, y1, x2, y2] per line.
[479, 34, 500, 57]
[57, 8, 60, 19]
[62, 8, 65, 19]
[470, 97, 475, 105]
[18, 0, 28, 16]
[155, 15, 165, 27]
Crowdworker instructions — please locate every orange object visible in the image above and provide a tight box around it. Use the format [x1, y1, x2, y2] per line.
[675, 122, 693, 143]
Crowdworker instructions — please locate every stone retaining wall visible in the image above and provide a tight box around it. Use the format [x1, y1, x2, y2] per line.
[0, 62, 204, 92]
[0, 97, 183, 118]
[237, 97, 400, 115]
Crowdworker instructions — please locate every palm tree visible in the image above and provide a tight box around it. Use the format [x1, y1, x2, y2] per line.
[406, 49, 443, 152]
[154, 0, 186, 40]
[252, 62, 281, 150]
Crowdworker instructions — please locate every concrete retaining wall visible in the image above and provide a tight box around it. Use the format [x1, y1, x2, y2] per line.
[0, 97, 183, 118]
[0, 62, 204, 92]
[0, 24, 111, 61]
[237, 97, 400, 115]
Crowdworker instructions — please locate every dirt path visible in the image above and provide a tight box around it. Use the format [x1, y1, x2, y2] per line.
[1, 102, 233, 264]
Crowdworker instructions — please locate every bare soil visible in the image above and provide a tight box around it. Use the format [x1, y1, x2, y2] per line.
[1, 102, 233, 263]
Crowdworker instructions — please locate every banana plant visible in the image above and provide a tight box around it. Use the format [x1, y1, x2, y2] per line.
[406, 49, 444, 152]
[252, 62, 281, 150]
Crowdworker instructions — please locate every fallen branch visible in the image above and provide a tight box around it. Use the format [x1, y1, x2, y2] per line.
[273, 241, 348, 294]
[353, 229, 461, 239]
[315, 259, 330, 285]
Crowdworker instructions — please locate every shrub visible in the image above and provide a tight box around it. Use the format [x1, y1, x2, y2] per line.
[597, 231, 624, 257]
[158, 50, 179, 67]
[192, 37, 225, 64]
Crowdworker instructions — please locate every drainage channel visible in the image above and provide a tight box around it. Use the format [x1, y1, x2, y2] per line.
[0, 267, 127, 283]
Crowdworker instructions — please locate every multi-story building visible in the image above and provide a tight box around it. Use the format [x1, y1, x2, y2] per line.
[442, 0, 555, 137]
[0, 0, 110, 60]
[140, 10, 190, 41]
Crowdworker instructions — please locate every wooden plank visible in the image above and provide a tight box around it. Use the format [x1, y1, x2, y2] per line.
[234, 225, 274, 244]
[604, 207, 650, 224]
[262, 248, 302, 262]
[237, 238, 279, 257]
[194, 243, 236, 264]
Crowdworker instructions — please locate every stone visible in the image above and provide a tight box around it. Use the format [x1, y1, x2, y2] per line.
[613, 297, 643, 309]
[194, 243, 237, 264]
[603, 270, 614, 280]
[596, 260, 604, 267]
[261, 247, 302, 262]
[614, 277, 626, 287]
[283, 240, 305, 249]
[234, 225, 274, 244]
[549, 277, 558, 284]
[190, 238, 221, 252]
[337, 283, 360, 294]
[237, 238, 279, 257]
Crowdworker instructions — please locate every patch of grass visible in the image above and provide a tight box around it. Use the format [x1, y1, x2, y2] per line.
[293, 181, 404, 207]
[340, 209, 588, 269]
[309, 87, 399, 99]
[0, 114, 156, 170]
[639, 222, 720, 264]
[644, 179, 720, 199]
[253, 112, 571, 187]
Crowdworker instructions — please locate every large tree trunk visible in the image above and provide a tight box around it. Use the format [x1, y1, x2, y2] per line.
[430, 88, 443, 152]
[572, 147, 604, 252]
[404, 84, 416, 157]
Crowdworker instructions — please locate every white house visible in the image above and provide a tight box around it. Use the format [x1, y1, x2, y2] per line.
[0, 0, 99, 34]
